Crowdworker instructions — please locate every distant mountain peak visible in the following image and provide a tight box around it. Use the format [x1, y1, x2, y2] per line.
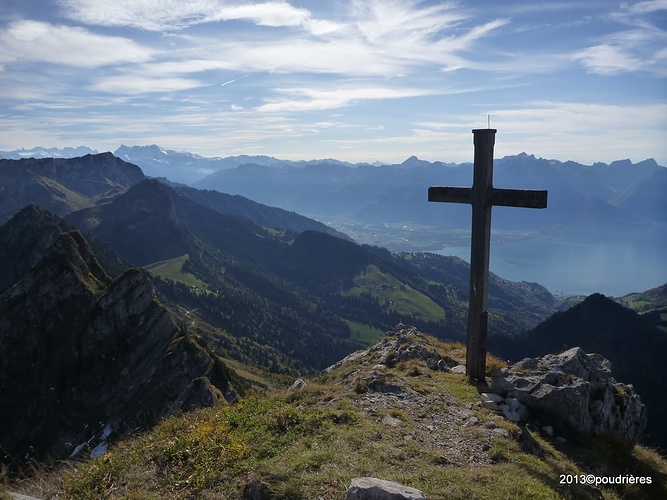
[400, 155, 431, 167]
[0, 146, 99, 159]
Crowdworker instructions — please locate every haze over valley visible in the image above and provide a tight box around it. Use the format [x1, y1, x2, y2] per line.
[6, 144, 660, 297]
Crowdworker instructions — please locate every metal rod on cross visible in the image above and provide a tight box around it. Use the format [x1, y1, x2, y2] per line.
[428, 129, 548, 382]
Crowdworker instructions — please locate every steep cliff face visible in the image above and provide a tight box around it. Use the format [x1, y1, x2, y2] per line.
[0, 228, 240, 462]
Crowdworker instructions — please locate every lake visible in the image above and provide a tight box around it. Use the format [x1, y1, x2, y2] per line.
[436, 234, 667, 297]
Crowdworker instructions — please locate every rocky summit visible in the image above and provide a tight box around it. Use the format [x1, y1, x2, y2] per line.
[0, 228, 242, 463]
[491, 347, 647, 448]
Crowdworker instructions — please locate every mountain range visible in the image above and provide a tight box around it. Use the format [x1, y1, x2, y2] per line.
[4, 145, 664, 250]
[88, 144, 665, 294]
[0, 146, 98, 160]
[0, 153, 557, 458]
[1, 150, 666, 463]
[188, 152, 666, 237]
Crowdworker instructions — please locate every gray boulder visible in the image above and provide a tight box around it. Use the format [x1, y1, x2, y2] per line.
[491, 347, 646, 448]
[346, 477, 427, 500]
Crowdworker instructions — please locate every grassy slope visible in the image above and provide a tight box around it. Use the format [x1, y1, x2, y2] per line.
[344, 264, 446, 322]
[11, 334, 666, 500]
[145, 254, 208, 290]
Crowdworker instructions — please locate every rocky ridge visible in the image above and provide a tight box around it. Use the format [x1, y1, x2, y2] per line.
[0, 228, 243, 463]
[0, 153, 144, 223]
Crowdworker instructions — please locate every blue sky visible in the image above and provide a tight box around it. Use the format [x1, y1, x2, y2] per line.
[1, 0, 665, 164]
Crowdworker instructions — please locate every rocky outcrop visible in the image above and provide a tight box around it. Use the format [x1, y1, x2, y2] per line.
[346, 478, 426, 500]
[325, 323, 460, 375]
[0, 229, 240, 462]
[0, 206, 129, 291]
[491, 347, 646, 448]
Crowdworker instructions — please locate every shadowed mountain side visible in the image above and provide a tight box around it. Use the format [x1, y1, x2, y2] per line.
[0, 205, 129, 293]
[67, 179, 299, 268]
[64, 179, 556, 372]
[0, 230, 244, 462]
[67, 179, 194, 266]
[67, 181, 365, 370]
[609, 167, 667, 223]
[489, 293, 667, 451]
[0, 153, 144, 223]
[173, 185, 351, 241]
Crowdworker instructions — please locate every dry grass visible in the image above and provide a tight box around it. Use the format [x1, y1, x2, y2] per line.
[8, 334, 667, 500]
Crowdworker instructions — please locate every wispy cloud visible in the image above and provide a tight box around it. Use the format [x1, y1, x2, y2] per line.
[319, 100, 667, 164]
[572, 44, 644, 75]
[89, 75, 204, 94]
[484, 101, 667, 162]
[58, 0, 334, 34]
[573, 1, 667, 76]
[622, 0, 667, 14]
[57, 0, 505, 77]
[0, 20, 152, 67]
[255, 85, 436, 113]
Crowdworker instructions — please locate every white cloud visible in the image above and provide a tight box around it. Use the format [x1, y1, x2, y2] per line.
[212, 1, 310, 27]
[588, 2, 667, 76]
[57, 0, 504, 76]
[572, 44, 644, 75]
[0, 20, 153, 67]
[623, 0, 667, 14]
[317, 101, 667, 164]
[90, 75, 203, 94]
[255, 85, 435, 113]
[59, 0, 330, 33]
[491, 101, 667, 133]
[482, 101, 667, 163]
[58, 0, 218, 31]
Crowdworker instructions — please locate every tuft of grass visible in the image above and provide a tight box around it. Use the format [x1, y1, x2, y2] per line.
[486, 353, 508, 375]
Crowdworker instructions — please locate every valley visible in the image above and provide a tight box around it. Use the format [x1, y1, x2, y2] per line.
[0, 150, 666, 495]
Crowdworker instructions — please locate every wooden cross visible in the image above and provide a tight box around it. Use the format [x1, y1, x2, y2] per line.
[428, 129, 548, 382]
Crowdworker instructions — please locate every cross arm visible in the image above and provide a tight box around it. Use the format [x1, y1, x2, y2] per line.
[489, 188, 548, 208]
[428, 186, 472, 204]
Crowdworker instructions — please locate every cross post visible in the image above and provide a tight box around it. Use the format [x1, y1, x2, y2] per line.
[428, 129, 547, 382]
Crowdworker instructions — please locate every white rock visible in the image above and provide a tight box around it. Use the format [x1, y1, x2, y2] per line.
[480, 392, 504, 404]
[90, 441, 107, 458]
[346, 477, 426, 500]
